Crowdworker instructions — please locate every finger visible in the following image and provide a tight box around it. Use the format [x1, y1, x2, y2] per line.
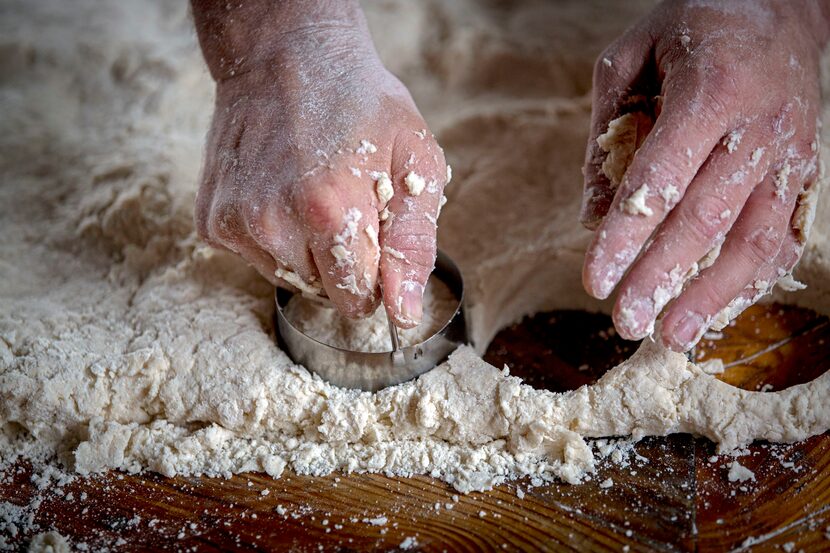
[582, 78, 736, 300]
[205, 196, 281, 282]
[704, 231, 804, 334]
[660, 163, 805, 352]
[379, 128, 447, 328]
[300, 171, 381, 318]
[242, 200, 324, 295]
[612, 125, 771, 339]
[582, 31, 655, 228]
[693, 163, 819, 334]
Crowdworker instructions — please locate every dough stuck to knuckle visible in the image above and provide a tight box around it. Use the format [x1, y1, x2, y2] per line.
[275, 267, 323, 298]
[792, 176, 822, 244]
[621, 183, 653, 217]
[404, 171, 427, 196]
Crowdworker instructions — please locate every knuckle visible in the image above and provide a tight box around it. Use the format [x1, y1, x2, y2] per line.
[240, 201, 276, 245]
[744, 227, 782, 263]
[696, 280, 731, 314]
[677, 61, 742, 121]
[680, 195, 732, 241]
[208, 199, 243, 245]
[395, 130, 448, 191]
[297, 183, 342, 233]
[594, 36, 638, 82]
[383, 236, 436, 272]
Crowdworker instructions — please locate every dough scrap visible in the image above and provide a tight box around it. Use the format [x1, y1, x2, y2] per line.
[596, 112, 654, 187]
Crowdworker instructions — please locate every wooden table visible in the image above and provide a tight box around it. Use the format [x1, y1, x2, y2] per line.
[2, 304, 829, 551]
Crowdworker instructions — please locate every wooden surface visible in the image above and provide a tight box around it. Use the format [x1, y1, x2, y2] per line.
[2, 304, 829, 552]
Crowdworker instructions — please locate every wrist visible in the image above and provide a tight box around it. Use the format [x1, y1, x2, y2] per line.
[191, 0, 377, 82]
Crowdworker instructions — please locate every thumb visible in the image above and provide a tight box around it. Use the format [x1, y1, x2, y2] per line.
[581, 31, 654, 229]
[379, 129, 448, 328]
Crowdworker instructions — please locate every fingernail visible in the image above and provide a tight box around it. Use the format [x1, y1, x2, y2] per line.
[670, 312, 705, 350]
[397, 281, 424, 325]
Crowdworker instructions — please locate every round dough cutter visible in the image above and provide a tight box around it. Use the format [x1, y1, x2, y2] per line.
[274, 250, 468, 391]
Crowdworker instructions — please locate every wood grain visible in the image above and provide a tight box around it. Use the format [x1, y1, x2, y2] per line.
[1, 303, 828, 552]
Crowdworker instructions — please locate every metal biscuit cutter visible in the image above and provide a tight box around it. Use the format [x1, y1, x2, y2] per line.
[275, 250, 468, 391]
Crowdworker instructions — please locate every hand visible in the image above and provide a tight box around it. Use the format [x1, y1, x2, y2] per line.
[192, 3, 448, 327]
[580, 0, 827, 351]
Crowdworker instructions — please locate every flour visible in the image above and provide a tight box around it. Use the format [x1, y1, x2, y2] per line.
[284, 276, 456, 352]
[727, 461, 756, 483]
[0, 0, 829, 517]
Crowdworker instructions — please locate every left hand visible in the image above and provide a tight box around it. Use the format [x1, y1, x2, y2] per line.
[580, 0, 826, 351]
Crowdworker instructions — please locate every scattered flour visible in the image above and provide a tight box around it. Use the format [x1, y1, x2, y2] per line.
[727, 461, 756, 483]
[400, 536, 418, 550]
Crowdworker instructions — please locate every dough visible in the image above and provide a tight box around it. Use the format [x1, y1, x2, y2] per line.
[26, 532, 71, 553]
[0, 0, 828, 494]
[284, 276, 456, 352]
[596, 111, 654, 187]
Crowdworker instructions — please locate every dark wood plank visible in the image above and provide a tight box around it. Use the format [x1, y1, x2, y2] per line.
[694, 304, 830, 552]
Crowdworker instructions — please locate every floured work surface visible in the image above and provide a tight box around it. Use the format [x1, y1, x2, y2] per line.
[2, 0, 830, 550]
[1, 304, 828, 551]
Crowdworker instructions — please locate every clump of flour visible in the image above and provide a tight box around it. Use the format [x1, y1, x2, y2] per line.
[284, 276, 456, 352]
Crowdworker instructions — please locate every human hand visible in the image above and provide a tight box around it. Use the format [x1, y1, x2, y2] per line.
[192, 2, 448, 327]
[580, 0, 827, 351]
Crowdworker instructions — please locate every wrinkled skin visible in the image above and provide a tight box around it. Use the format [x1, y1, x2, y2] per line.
[193, 3, 447, 327]
[581, 0, 829, 351]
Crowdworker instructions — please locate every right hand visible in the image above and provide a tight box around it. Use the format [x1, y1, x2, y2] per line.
[195, 25, 449, 327]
